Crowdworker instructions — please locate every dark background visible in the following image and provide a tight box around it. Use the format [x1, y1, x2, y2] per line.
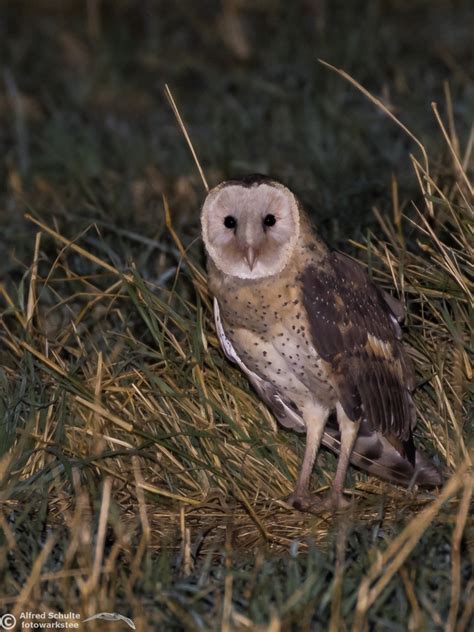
[1, 0, 473, 270]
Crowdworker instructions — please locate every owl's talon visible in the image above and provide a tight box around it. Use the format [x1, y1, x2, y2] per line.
[287, 491, 352, 513]
[286, 491, 316, 512]
[319, 492, 352, 512]
[286, 492, 320, 513]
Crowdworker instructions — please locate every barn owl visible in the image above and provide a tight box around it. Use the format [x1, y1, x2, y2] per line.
[201, 174, 442, 511]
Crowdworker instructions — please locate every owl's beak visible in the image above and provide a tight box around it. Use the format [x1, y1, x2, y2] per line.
[244, 247, 258, 270]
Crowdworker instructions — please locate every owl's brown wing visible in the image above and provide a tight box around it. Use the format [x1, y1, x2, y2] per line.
[300, 251, 416, 441]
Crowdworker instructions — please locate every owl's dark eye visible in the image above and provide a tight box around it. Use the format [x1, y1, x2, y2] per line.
[224, 215, 237, 229]
[263, 214, 276, 227]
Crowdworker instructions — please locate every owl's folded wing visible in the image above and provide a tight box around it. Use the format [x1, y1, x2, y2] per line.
[299, 251, 416, 442]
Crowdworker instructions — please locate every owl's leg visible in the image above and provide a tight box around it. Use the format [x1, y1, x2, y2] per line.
[287, 402, 329, 511]
[322, 403, 360, 511]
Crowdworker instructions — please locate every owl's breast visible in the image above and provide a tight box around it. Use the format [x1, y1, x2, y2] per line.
[212, 266, 337, 407]
[222, 311, 336, 411]
[214, 267, 303, 331]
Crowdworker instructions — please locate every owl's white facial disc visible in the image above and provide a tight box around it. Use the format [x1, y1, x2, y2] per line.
[201, 180, 300, 280]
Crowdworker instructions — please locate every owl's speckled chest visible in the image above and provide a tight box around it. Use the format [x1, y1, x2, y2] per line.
[215, 270, 300, 332]
[209, 262, 337, 410]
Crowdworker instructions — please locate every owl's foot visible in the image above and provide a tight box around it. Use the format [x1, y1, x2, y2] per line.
[286, 490, 354, 513]
[286, 491, 317, 512]
[319, 491, 352, 512]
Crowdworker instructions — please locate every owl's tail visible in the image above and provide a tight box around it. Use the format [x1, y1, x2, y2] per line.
[323, 417, 443, 488]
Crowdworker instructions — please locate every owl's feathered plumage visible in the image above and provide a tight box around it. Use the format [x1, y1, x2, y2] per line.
[202, 175, 442, 510]
[300, 251, 415, 440]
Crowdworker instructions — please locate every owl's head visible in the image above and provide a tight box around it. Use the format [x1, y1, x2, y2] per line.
[201, 176, 300, 280]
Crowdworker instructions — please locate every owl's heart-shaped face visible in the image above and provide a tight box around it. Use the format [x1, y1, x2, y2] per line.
[201, 178, 300, 280]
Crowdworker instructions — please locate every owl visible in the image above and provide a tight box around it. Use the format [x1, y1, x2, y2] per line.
[201, 175, 442, 511]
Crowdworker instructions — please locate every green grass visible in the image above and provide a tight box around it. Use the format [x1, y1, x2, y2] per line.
[0, 2, 473, 630]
